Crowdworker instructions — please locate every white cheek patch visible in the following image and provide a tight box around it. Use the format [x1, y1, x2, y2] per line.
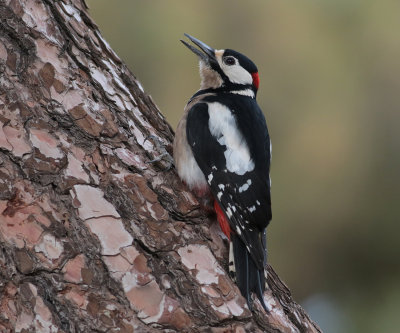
[223, 64, 253, 85]
[215, 50, 253, 85]
[208, 102, 255, 175]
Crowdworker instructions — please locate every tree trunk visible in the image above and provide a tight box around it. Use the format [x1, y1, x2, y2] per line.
[0, 0, 321, 332]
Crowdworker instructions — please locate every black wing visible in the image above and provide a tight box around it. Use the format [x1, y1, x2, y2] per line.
[186, 97, 271, 269]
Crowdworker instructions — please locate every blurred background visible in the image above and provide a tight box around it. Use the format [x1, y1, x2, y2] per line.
[86, 1, 400, 331]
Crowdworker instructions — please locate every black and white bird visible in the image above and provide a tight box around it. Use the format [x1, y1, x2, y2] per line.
[173, 34, 271, 312]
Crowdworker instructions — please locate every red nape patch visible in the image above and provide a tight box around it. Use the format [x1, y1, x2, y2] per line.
[214, 200, 231, 240]
[251, 72, 260, 90]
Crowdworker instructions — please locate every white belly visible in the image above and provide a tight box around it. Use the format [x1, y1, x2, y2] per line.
[173, 109, 207, 190]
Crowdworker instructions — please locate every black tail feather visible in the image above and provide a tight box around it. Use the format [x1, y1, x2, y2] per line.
[256, 268, 269, 312]
[231, 233, 269, 312]
[262, 229, 267, 266]
[244, 247, 251, 307]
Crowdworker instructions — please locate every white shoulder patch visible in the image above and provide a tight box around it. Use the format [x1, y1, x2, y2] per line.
[207, 102, 255, 175]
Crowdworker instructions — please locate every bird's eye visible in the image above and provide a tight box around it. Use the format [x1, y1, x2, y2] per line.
[224, 57, 236, 66]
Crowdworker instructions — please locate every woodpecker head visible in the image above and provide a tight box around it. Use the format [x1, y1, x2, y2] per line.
[181, 33, 260, 93]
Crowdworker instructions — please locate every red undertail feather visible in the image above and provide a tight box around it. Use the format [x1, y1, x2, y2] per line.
[214, 200, 231, 240]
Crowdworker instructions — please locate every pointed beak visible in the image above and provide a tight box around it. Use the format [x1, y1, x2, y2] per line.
[181, 33, 217, 64]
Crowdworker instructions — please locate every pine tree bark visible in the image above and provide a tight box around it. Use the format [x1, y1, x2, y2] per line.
[0, 0, 321, 332]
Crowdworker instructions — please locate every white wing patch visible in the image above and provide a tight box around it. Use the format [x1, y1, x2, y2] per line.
[238, 179, 252, 193]
[248, 205, 256, 213]
[208, 173, 213, 184]
[208, 102, 255, 176]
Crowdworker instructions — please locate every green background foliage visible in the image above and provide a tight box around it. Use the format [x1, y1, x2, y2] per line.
[86, 1, 400, 331]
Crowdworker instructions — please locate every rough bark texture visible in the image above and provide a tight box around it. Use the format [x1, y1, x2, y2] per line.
[0, 0, 321, 332]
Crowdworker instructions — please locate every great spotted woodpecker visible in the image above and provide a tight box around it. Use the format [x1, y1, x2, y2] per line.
[173, 34, 271, 312]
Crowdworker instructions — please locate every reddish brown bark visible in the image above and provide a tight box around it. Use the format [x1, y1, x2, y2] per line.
[0, 0, 321, 332]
